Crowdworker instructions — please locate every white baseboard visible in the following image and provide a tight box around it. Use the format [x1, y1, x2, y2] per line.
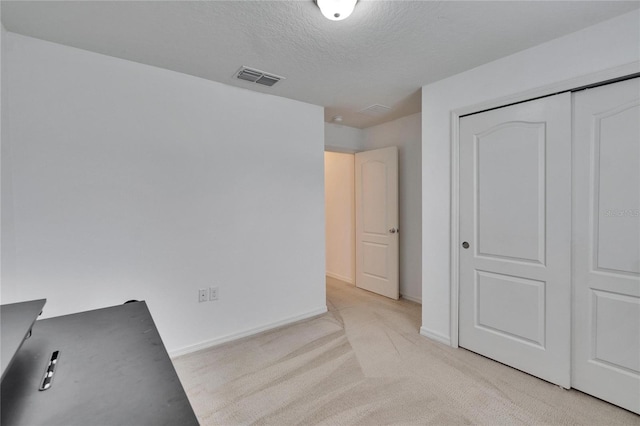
[420, 326, 451, 346]
[170, 306, 328, 358]
[326, 271, 354, 284]
[401, 294, 422, 304]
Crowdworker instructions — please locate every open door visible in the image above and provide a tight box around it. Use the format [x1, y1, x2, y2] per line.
[355, 147, 399, 299]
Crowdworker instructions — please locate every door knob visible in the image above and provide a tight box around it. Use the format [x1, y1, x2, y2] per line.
[389, 228, 398, 234]
[462, 241, 470, 249]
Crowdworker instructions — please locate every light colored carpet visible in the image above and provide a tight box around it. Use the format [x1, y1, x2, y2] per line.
[173, 277, 640, 425]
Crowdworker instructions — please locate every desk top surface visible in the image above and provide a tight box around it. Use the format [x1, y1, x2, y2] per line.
[1, 301, 198, 426]
[1, 299, 46, 382]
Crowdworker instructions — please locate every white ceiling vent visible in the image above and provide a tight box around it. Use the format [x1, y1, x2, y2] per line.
[358, 104, 392, 117]
[235, 66, 284, 87]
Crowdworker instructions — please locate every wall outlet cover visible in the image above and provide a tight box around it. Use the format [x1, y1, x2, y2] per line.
[198, 288, 209, 303]
[209, 287, 219, 301]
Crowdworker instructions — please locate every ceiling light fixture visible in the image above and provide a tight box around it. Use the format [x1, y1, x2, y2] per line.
[315, 0, 358, 21]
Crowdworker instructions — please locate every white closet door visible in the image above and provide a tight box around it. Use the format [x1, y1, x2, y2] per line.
[459, 93, 572, 387]
[572, 78, 640, 414]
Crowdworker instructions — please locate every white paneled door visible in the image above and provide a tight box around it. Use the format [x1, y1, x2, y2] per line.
[572, 78, 640, 414]
[355, 147, 399, 300]
[459, 93, 572, 387]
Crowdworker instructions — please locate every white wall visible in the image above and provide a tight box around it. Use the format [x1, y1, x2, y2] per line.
[0, 17, 4, 290]
[421, 10, 640, 345]
[324, 122, 364, 153]
[324, 152, 355, 284]
[1, 32, 327, 355]
[1, 22, 12, 297]
[362, 113, 421, 303]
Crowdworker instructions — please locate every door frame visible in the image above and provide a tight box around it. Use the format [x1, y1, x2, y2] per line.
[449, 62, 640, 348]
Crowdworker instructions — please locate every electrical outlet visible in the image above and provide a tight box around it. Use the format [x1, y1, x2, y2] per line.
[209, 286, 219, 301]
[198, 288, 209, 303]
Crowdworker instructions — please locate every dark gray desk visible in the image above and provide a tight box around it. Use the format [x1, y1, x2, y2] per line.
[0, 299, 46, 381]
[1, 302, 198, 426]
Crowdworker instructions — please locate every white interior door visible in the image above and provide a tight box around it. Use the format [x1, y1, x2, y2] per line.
[572, 78, 640, 414]
[355, 147, 399, 299]
[459, 93, 572, 387]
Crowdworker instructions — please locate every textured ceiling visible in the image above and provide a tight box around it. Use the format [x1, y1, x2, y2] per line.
[2, 1, 638, 128]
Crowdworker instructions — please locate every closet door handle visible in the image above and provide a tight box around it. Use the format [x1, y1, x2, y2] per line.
[462, 241, 470, 249]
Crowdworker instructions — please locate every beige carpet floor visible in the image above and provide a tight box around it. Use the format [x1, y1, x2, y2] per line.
[173, 277, 640, 425]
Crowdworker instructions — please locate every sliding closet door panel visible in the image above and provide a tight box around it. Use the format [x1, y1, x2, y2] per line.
[459, 93, 572, 387]
[572, 78, 640, 414]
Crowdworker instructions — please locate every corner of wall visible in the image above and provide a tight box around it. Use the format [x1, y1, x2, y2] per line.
[419, 326, 451, 346]
[324, 122, 365, 153]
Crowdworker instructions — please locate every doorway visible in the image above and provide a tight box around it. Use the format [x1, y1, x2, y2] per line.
[324, 151, 356, 285]
[324, 148, 400, 300]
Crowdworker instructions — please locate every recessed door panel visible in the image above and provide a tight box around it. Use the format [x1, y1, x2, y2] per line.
[592, 290, 640, 374]
[476, 123, 545, 264]
[475, 271, 545, 347]
[362, 161, 388, 235]
[459, 93, 571, 388]
[595, 104, 640, 274]
[362, 242, 388, 279]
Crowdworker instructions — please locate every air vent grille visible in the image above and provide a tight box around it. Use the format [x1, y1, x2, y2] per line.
[237, 68, 262, 82]
[358, 104, 392, 117]
[235, 66, 284, 87]
[256, 75, 280, 87]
